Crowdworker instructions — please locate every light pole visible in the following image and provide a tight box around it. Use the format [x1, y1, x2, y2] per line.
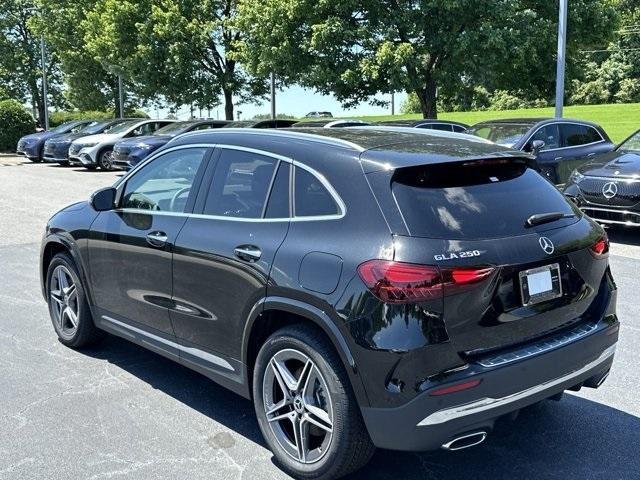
[391, 92, 395, 116]
[270, 72, 276, 120]
[118, 74, 125, 118]
[40, 37, 49, 129]
[555, 0, 568, 118]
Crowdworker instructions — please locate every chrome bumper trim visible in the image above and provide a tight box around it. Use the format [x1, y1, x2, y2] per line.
[417, 344, 616, 427]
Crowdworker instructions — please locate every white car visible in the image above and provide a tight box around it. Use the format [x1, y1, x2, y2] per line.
[68, 119, 175, 170]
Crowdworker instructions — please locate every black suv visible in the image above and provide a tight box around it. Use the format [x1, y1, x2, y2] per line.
[41, 128, 618, 479]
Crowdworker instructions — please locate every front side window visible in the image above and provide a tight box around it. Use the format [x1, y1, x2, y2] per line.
[526, 124, 560, 151]
[561, 124, 602, 147]
[469, 123, 532, 147]
[121, 148, 207, 212]
[203, 149, 278, 218]
[294, 167, 340, 217]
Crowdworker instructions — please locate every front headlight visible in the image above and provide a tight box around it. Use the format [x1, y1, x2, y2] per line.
[569, 170, 584, 184]
[78, 142, 98, 149]
[136, 143, 153, 149]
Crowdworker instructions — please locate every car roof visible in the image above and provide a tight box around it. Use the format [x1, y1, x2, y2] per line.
[470, 117, 604, 128]
[172, 127, 524, 173]
[378, 119, 469, 127]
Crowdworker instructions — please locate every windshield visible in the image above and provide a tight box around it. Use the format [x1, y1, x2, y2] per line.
[78, 121, 107, 134]
[52, 122, 79, 133]
[618, 131, 640, 153]
[469, 123, 533, 147]
[105, 120, 139, 134]
[152, 121, 194, 136]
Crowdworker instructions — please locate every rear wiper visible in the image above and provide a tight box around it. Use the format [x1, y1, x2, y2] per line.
[525, 212, 576, 228]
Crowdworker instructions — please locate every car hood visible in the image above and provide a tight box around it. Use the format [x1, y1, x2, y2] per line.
[46, 132, 84, 144]
[578, 150, 640, 179]
[21, 131, 56, 142]
[117, 135, 172, 148]
[72, 133, 120, 145]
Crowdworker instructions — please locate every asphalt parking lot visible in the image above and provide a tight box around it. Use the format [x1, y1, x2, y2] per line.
[1, 155, 639, 480]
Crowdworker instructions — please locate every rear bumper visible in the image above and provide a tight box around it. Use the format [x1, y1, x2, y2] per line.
[360, 316, 618, 451]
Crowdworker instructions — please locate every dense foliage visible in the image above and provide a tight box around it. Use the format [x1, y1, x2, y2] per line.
[0, 99, 36, 151]
[48, 109, 149, 127]
[1, 1, 638, 120]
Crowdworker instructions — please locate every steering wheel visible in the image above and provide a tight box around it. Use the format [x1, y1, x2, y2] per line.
[169, 187, 191, 211]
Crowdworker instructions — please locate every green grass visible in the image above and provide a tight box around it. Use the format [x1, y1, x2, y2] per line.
[353, 103, 640, 143]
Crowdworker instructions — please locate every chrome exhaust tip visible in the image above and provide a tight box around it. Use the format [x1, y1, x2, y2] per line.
[441, 431, 487, 451]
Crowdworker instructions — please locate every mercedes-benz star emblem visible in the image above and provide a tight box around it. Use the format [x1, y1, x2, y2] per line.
[602, 182, 618, 199]
[539, 236, 554, 255]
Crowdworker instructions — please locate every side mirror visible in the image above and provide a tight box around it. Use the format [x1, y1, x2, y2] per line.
[530, 139, 545, 155]
[91, 187, 116, 211]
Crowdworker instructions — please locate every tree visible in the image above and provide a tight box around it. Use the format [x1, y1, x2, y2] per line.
[83, 0, 265, 120]
[0, 0, 65, 125]
[236, 0, 618, 118]
[32, 0, 142, 115]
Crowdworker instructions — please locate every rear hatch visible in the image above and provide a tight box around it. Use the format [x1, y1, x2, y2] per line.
[365, 156, 610, 356]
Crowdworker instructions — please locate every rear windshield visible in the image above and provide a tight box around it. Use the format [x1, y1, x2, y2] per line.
[392, 160, 578, 239]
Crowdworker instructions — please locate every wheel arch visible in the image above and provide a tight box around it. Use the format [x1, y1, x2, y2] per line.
[41, 235, 94, 305]
[242, 296, 369, 407]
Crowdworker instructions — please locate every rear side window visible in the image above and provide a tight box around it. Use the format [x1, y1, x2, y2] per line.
[452, 125, 467, 133]
[204, 149, 277, 218]
[392, 161, 577, 239]
[294, 167, 340, 217]
[561, 124, 602, 147]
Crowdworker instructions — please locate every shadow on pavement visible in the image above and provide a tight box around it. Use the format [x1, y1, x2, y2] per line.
[83, 335, 640, 480]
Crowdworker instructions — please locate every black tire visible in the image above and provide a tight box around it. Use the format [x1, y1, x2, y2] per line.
[46, 252, 103, 348]
[98, 149, 113, 170]
[253, 324, 375, 480]
[84, 165, 98, 171]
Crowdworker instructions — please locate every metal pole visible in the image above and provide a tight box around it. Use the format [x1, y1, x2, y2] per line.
[118, 74, 125, 117]
[270, 72, 276, 119]
[391, 92, 395, 116]
[40, 37, 49, 130]
[555, 0, 568, 118]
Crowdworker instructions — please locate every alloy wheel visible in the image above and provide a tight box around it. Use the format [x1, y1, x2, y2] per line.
[49, 265, 79, 337]
[99, 151, 113, 170]
[262, 348, 334, 464]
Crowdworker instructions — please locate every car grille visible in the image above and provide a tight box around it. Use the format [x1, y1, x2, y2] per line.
[578, 176, 640, 207]
[69, 144, 81, 156]
[581, 206, 640, 226]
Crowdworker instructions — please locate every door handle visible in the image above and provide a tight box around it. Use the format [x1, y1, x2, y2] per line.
[146, 231, 168, 248]
[554, 156, 563, 161]
[234, 245, 262, 262]
[587, 152, 596, 157]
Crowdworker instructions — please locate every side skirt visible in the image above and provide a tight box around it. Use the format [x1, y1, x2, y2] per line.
[95, 312, 251, 399]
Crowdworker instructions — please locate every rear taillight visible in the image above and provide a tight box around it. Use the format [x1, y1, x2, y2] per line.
[591, 234, 609, 257]
[357, 260, 494, 304]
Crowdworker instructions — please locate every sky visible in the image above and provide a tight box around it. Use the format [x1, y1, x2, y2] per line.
[160, 85, 408, 120]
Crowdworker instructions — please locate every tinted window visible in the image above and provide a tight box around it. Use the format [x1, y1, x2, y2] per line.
[469, 123, 532, 147]
[265, 162, 290, 218]
[452, 125, 467, 133]
[204, 149, 277, 218]
[122, 148, 207, 212]
[526, 124, 560, 150]
[294, 167, 339, 217]
[561, 124, 602, 147]
[431, 124, 454, 131]
[392, 161, 577, 239]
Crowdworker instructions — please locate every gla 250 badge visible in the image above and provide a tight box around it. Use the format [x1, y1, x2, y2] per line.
[434, 250, 482, 261]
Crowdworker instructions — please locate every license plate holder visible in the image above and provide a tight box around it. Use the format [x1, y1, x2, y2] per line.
[519, 263, 562, 306]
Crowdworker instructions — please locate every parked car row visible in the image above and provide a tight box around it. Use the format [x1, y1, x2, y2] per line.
[16, 116, 630, 189]
[41, 125, 619, 479]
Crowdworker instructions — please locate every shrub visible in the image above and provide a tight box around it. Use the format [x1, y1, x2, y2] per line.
[0, 100, 36, 152]
[569, 79, 610, 105]
[400, 92, 422, 114]
[614, 78, 640, 104]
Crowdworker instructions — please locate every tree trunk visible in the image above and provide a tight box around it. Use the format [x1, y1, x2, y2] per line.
[415, 78, 437, 119]
[30, 80, 44, 127]
[223, 88, 234, 120]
